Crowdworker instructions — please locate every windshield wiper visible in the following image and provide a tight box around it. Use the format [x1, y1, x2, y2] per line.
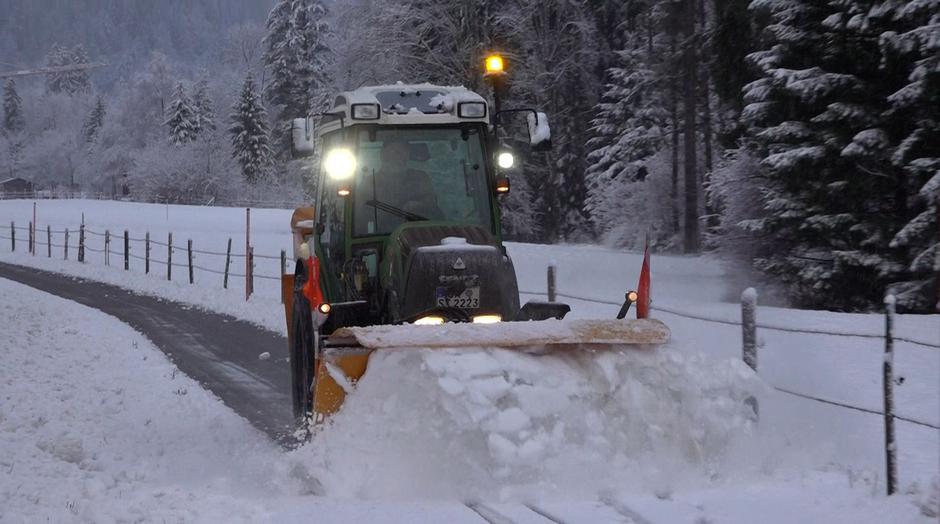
[365, 200, 428, 222]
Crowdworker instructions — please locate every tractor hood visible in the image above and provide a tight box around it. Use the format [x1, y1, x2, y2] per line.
[382, 223, 520, 322]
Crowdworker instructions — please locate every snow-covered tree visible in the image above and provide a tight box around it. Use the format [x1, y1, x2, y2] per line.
[82, 96, 106, 144]
[2, 79, 24, 135]
[164, 82, 198, 145]
[192, 78, 215, 136]
[880, 1, 940, 311]
[44, 43, 91, 95]
[585, 44, 669, 247]
[229, 73, 272, 184]
[263, 0, 333, 155]
[737, 0, 938, 311]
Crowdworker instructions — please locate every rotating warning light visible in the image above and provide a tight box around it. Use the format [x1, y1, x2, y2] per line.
[484, 54, 505, 76]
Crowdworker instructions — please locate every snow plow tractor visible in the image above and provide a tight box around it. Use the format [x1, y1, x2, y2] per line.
[281, 81, 669, 425]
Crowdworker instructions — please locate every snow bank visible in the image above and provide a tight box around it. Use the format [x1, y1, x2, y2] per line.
[294, 344, 763, 500]
[0, 278, 303, 522]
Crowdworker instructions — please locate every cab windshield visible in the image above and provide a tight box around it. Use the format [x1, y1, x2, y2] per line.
[352, 126, 492, 236]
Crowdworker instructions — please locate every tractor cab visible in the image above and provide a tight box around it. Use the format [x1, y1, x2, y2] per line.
[288, 83, 558, 335]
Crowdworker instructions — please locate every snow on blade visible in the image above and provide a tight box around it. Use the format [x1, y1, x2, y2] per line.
[331, 318, 671, 349]
[293, 343, 762, 500]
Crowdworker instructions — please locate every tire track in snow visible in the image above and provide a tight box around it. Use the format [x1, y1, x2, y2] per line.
[524, 503, 568, 523]
[599, 493, 654, 524]
[464, 502, 516, 524]
[464, 501, 566, 524]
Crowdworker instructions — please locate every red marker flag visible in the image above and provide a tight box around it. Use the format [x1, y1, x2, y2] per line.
[636, 240, 651, 319]
[303, 255, 324, 309]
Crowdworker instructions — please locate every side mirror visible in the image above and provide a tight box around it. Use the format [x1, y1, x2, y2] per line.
[527, 112, 552, 151]
[291, 117, 316, 158]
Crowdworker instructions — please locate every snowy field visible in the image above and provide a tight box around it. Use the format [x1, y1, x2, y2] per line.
[1, 199, 938, 522]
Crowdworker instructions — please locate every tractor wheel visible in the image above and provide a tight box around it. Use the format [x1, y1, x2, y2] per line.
[289, 266, 316, 422]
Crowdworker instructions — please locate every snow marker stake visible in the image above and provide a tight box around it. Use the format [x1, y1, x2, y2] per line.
[636, 240, 651, 319]
[883, 294, 897, 495]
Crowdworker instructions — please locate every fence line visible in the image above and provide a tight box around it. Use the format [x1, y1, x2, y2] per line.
[3, 219, 287, 300]
[772, 385, 939, 430]
[522, 288, 939, 349]
[0, 191, 305, 210]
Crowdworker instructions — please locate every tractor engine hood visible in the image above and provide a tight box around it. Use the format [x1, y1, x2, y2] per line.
[383, 223, 520, 322]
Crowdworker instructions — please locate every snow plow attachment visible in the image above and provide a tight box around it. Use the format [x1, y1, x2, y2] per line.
[308, 318, 670, 421]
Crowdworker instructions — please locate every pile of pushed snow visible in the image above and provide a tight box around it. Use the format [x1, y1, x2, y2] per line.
[293, 344, 763, 500]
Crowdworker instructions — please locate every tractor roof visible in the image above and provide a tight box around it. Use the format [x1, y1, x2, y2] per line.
[318, 83, 489, 135]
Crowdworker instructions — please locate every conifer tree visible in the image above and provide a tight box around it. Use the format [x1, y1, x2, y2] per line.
[740, 0, 919, 310]
[63, 44, 91, 95]
[585, 46, 667, 245]
[880, 0, 940, 311]
[192, 78, 216, 136]
[164, 82, 198, 145]
[44, 43, 68, 94]
[44, 44, 91, 95]
[82, 96, 106, 143]
[263, 0, 332, 155]
[2, 79, 25, 135]
[229, 73, 272, 184]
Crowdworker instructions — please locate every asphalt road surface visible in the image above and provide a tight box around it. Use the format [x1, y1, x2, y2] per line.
[0, 261, 296, 444]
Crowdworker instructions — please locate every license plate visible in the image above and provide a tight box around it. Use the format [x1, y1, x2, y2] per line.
[435, 286, 480, 308]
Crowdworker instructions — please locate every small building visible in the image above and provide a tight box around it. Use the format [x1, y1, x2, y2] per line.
[0, 177, 33, 198]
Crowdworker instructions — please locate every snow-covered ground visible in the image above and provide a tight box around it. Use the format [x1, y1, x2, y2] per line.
[1, 199, 938, 522]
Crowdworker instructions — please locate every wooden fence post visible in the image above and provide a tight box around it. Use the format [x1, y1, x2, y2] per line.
[224, 238, 232, 289]
[245, 208, 251, 301]
[247, 246, 254, 300]
[28, 221, 33, 255]
[104, 230, 110, 265]
[742, 288, 758, 372]
[280, 249, 286, 303]
[78, 224, 85, 262]
[145, 232, 150, 274]
[47, 225, 51, 258]
[124, 230, 129, 270]
[167, 232, 173, 281]
[64, 228, 69, 260]
[883, 294, 898, 495]
[9, 222, 14, 251]
[547, 264, 557, 302]
[187, 239, 194, 284]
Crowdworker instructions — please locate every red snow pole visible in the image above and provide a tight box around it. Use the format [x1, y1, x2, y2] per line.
[636, 238, 651, 319]
[303, 255, 325, 310]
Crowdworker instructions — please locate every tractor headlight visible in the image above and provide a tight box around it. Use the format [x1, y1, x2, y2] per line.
[497, 151, 514, 169]
[324, 148, 357, 180]
[472, 314, 501, 324]
[351, 103, 380, 120]
[458, 101, 486, 118]
[414, 315, 445, 325]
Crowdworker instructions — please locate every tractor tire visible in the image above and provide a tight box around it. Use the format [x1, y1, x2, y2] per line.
[289, 266, 316, 422]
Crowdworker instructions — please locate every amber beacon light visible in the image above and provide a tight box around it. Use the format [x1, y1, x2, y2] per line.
[484, 54, 505, 76]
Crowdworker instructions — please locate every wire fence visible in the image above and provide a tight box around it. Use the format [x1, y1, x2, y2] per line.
[523, 279, 940, 439]
[3, 219, 287, 299]
[523, 288, 940, 350]
[0, 190, 305, 210]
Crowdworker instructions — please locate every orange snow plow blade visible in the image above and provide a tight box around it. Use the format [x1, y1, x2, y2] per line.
[310, 318, 670, 419]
